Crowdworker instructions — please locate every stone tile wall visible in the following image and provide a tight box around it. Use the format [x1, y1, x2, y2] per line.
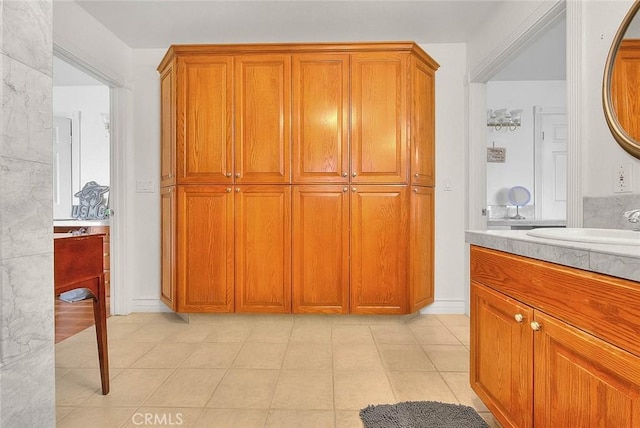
[0, 1, 55, 426]
[583, 194, 640, 229]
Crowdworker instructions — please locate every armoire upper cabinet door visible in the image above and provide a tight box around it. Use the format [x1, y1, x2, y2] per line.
[410, 57, 436, 187]
[176, 55, 233, 184]
[160, 63, 176, 187]
[351, 53, 408, 184]
[292, 54, 349, 183]
[235, 55, 291, 184]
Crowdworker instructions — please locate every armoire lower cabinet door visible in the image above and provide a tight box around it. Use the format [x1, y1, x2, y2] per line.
[160, 186, 176, 310]
[350, 185, 408, 314]
[409, 186, 434, 312]
[177, 186, 234, 312]
[292, 185, 349, 314]
[235, 185, 292, 313]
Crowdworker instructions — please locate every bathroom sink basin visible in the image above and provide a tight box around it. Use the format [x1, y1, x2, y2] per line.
[526, 228, 640, 246]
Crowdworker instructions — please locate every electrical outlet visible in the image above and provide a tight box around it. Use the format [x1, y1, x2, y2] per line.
[614, 164, 633, 193]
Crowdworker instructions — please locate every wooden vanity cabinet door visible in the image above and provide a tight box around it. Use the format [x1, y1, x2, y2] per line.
[292, 54, 350, 183]
[410, 56, 436, 187]
[350, 185, 408, 314]
[176, 55, 234, 184]
[235, 55, 291, 184]
[471, 282, 534, 428]
[351, 52, 408, 184]
[292, 185, 349, 314]
[533, 311, 640, 427]
[235, 185, 291, 313]
[177, 186, 234, 312]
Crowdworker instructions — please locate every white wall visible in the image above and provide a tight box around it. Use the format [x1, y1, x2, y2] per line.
[53, 1, 132, 86]
[131, 49, 165, 311]
[419, 43, 468, 313]
[53, 86, 111, 190]
[56, 0, 640, 316]
[583, 0, 640, 197]
[486, 81, 566, 206]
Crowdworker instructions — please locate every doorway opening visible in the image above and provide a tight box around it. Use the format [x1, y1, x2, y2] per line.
[53, 55, 116, 341]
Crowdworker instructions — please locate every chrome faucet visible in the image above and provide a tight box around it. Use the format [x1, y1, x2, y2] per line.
[623, 209, 640, 230]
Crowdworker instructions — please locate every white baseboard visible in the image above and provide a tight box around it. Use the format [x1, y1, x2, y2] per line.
[420, 300, 467, 315]
[129, 298, 172, 314]
[126, 298, 466, 315]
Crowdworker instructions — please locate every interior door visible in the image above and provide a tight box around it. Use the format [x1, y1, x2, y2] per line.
[536, 111, 567, 220]
[53, 116, 73, 219]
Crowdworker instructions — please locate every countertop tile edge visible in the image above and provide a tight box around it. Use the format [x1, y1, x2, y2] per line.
[466, 230, 640, 282]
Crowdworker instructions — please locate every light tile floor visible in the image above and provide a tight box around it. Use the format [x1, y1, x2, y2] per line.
[55, 313, 500, 427]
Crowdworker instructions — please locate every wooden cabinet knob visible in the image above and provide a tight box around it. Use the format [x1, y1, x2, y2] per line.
[414, 173, 419, 178]
[226, 188, 232, 193]
[235, 173, 241, 178]
[235, 188, 240, 193]
[351, 187, 357, 192]
[413, 188, 418, 193]
[226, 173, 232, 177]
[530, 321, 541, 331]
[352, 172, 357, 177]
[514, 313, 523, 323]
[342, 172, 348, 177]
[343, 187, 348, 192]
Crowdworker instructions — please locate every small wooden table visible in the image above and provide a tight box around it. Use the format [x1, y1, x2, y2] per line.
[54, 233, 109, 394]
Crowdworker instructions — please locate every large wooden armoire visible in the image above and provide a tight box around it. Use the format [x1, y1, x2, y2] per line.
[158, 42, 439, 315]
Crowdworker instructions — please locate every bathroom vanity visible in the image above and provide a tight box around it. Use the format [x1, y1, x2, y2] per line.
[466, 230, 640, 427]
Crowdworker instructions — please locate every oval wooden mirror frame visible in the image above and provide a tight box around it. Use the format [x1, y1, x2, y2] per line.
[603, 0, 640, 159]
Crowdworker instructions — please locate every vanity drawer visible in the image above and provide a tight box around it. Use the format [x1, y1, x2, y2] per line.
[471, 245, 640, 358]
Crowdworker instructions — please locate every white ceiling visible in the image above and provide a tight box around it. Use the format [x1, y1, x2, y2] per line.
[75, 0, 505, 48]
[55, 0, 566, 83]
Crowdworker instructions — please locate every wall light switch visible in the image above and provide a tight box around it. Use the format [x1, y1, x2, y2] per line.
[614, 164, 632, 193]
[136, 179, 155, 193]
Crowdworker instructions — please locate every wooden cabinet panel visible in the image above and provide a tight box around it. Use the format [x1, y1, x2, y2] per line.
[408, 186, 434, 312]
[292, 54, 349, 183]
[471, 246, 640, 359]
[292, 185, 349, 314]
[159, 44, 438, 315]
[160, 64, 176, 187]
[471, 282, 534, 428]
[177, 186, 234, 312]
[471, 246, 640, 426]
[410, 57, 435, 186]
[235, 185, 291, 313]
[176, 56, 233, 184]
[235, 55, 291, 183]
[612, 40, 640, 142]
[534, 311, 640, 427]
[351, 53, 408, 184]
[350, 185, 408, 314]
[160, 187, 176, 310]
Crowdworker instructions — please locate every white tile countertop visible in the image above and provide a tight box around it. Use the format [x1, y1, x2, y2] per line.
[466, 229, 640, 282]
